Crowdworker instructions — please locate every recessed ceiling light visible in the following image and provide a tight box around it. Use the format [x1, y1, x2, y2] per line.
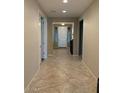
[63, 0, 68, 3]
[61, 23, 65, 26]
[62, 10, 67, 13]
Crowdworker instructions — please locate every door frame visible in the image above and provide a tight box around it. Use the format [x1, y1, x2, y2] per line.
[52, 22, 74, 52]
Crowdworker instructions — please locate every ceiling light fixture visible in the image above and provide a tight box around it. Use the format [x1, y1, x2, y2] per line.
[61, 23, 65, 26]
[63, 0, 68, 3]
[62, 10, 67, 13]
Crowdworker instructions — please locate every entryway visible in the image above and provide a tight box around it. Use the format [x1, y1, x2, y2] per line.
[40, 17, 47, 61]
[58, 26, 68, 48]
[53, 22, 74, 55]
[79, 20, 83, 58]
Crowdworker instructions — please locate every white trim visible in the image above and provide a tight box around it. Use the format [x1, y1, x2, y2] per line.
[24, 66, 40, 91]
[83, 61, 97, 80]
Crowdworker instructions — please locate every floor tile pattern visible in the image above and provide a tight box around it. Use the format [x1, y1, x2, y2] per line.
[25, 49, 97, 93]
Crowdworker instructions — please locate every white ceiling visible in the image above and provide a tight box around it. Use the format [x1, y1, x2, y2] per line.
[38, 0, 94, 17]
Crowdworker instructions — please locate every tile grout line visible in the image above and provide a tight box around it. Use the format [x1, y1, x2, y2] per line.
[83, 61, 97, 81]
[25, 66, 41, 92]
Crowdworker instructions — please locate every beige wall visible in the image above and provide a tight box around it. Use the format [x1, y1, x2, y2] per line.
[47, 17, 79, 55]
[24, 0, 45, 88]
[80, 0, 99, 78]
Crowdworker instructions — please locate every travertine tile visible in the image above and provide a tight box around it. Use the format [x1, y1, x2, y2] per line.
[25, 49, 97, 93]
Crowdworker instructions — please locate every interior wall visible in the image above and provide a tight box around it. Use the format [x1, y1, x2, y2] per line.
[24, 0, 46, 88]
[47, 17, 79, 55]
[80, 0, 99, 78]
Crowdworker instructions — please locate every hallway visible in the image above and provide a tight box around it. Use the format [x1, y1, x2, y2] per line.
[25, 49, 96, 93]
[25, 0, 99, 92]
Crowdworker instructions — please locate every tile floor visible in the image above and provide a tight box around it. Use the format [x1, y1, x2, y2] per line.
[25, 49, 97, 93]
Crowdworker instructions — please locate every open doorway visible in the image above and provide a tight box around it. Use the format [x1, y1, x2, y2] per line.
[79, 20, 83, 57]
[53, 26, 68, 48]
[52, 22, 74, 55]
[40, 17, 47, 61]
[58, 26, 68, 48]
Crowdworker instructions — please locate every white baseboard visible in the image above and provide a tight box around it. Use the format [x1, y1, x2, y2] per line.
[83, 61, 97, 80]
[24, 66, 40, 91]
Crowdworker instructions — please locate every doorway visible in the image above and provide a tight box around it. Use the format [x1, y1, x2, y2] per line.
[41, 17, 47, 61]
[58, 26, 68, 48]
[52, 22, 74, 54]
[79, 20, 83, 57]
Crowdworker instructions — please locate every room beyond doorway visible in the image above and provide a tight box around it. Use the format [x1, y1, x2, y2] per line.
[52, 22, 74, 55]
[53, 26, 70, 48]
[58, 26, 68, 48]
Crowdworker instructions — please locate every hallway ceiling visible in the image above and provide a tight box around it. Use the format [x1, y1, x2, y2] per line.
[38, 0, 94, 17]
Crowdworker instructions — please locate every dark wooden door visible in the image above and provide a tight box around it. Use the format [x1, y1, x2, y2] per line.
[79, 20, 83, 56]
